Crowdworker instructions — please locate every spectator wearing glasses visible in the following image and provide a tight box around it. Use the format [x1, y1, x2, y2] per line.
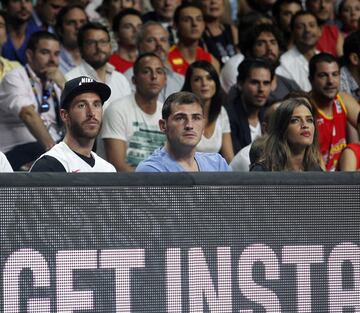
[65, 22, 131, 110]
[0, 31, 64, 170]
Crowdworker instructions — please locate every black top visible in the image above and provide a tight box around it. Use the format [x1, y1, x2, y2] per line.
[30, 152, 95, 172]
[250, 162, 268, 171]
[30, 156, 66, 172]
[225, 90, 265, 154]
[202, 24, 236, 67]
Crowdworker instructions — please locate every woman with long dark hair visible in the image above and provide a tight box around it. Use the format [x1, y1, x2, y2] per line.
[182, 60, 234, 163]
[251, 97, 324, 171]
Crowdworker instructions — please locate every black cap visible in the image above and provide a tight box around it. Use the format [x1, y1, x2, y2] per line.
[60, 76, 111, 109]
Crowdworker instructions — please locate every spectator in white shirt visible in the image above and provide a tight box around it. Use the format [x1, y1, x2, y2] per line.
[101, 52, 167, 171]
[276, 10, 321, 91]
[0, 31, 64, 170]
[65, 22, 131, 110]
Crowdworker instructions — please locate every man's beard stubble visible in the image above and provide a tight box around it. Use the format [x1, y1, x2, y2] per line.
[70, 119, 101, 140]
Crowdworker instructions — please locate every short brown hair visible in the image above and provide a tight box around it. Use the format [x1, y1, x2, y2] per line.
[162, 91, 204, 120]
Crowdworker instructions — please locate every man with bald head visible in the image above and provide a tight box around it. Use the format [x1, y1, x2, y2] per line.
[142, 0, 181, 45]
[124, 21, 184, 103]
[101, 52, 167, 172]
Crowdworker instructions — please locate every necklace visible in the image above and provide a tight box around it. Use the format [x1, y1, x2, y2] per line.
[25, 66, 61, 126]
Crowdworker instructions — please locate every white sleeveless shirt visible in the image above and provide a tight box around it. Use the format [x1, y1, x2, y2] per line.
[39, 142, 116, 172]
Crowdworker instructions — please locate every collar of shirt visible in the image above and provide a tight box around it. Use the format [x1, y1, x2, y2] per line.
[292, 46, 320, 65]
[31, 12, 54, 33]
[25, 63, 61, 104]
[25, 63, 42, 84]
[32, 11, 42, 27]
[80, 60, 115, 83]
[60, 46, 76, 68]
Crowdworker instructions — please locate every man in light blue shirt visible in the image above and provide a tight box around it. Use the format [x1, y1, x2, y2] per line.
[136, 91, 231, 172]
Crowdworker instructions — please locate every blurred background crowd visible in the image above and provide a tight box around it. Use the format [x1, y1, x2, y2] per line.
[0, 0, 359, 172]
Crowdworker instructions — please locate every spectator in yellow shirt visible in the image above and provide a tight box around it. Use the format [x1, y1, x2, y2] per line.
[0, 10, 20, 81]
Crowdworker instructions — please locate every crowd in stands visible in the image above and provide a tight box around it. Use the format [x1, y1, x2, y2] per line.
[0, 0, 359, 173]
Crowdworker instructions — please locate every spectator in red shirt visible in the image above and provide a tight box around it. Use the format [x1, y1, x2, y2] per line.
[168, 2, 220, 75]
[109, 8, 142, 73]
[309, 53, 360, 171]
[306, 0, 344, 56]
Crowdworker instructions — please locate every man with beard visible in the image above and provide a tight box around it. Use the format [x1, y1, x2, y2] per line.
[277, 10, 322, 91]
[227, 23, 300, 105]
[272, 0, 302, 48]
[0, 31, 64, 170]
[55, 4, 88, 74]
[309, 53, 360, 171]
[226, 58, 273, 154]
[1, 0, 41, 65]
[101, 52, 167, 172]
[65, 22, 131, 110]
[30, 76, 116, 172]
